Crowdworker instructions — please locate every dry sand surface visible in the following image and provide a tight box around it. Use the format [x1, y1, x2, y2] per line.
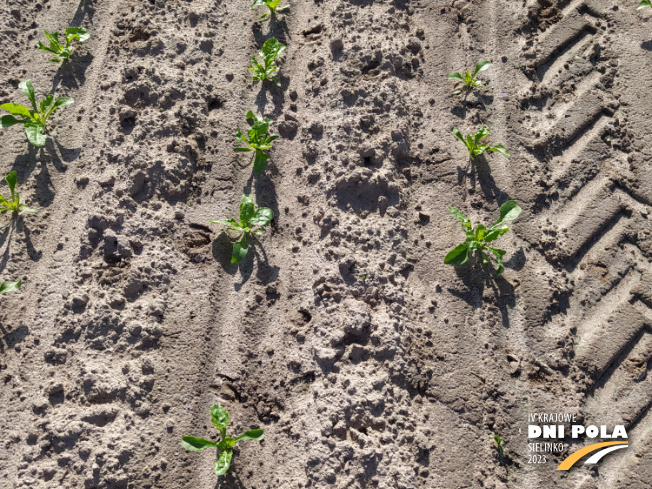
[0, 0, 651, 488]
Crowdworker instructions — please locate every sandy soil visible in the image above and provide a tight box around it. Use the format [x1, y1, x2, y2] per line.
[0, 0, 651, 488]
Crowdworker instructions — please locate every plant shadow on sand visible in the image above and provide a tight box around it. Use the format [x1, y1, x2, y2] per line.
[11, 138, 81, 210]
[0, 213, 42, 277]
[51, 52, 94, 92]
[446, 254, 520, 329]
[214, 459, 248, 489]
[212, 232, 279, 291]
[457, 153, 510, 203]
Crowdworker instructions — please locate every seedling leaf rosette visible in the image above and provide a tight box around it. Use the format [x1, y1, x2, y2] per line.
[453, 126, 509, 159]
[0, 80, 74, 147]
[210, 194, 274, 264]
[0, 171, 36, 216]
[444, 200, 522, 275]
[492, 434, 505, 456]
[38, 27, 90, 62]
[448, 60, 491, 95]
[0, 279, 21, 294]
[235, 110, 279, 173]
[181, 404, 264, 476]
[250, 38, 286, 86]
[251, 0, 289, 18]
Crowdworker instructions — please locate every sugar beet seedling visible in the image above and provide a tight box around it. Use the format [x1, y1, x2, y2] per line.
[638, 0, 651, 9]
[38, 27, 90, 62]
[453, 126, 509, 159]
[0, 280, 21, 294]
[0, 80, 74, 147]
[235, 110, 279, 173]
[448, 60, 491, 95]
[250, 38, 286, 87]
[251, 0, 289, 18]
[444, 200, 522, 275]
[492, 434, 505, 457]
[210, 194, 274, 264]
[181, 404, 264, 476]
[0, 171, 35, 216]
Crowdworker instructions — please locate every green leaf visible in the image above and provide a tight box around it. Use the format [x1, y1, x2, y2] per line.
[37, 41, 58, 55]
[475, 126, 490, 144]
[467, 239, 481, 252]
[210, 404, 230, 433]
[475, 224, 486, 242]
[24, 123, 47, 147]
[227, 226, 247, 233]
[447, 206, 471, 228]
[0, 279, 21, 294]
[181, 436, 219, 451]
[44, 96, 74, 120]
[65, 27, 90, 43]
[239, 194, 256, 225]
[253, 149, 269, 173]
[0, 103, 31, 118]
[235, 147, 254, 152]
[265, 135, 280, 144]
[214, 450, 233, 476]
[638, 0, 652, 9]
[232, 236, 249, 264]
[5, 171, 17, 195]
[448, 72, 464, 81]
[246, 110, 256, 120]
[483, 225, 509, 242]
[487, 247, 506, 275]
[18, 205, 36, 213]
[489, 144, 510, 158]
[40, 94, 54, 117]
[210, 218, 238, 227]
[44, 30, 61, 51]
[444, 243, 469, 265]
[481, 251, 490, 264]
[250, 207, 274, 226]
[18, 80, 37, 112]
[466, 134, 475, 153]
[261, 38, 286, 61]
[492, 200, 522, 227]
[235, 429, 264, 442]
[473, 60, 491, 77]
[452, 127, 466, 147]
[1, 115, 25, 128]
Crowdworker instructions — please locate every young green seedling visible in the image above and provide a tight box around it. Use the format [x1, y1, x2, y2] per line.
[444, 200, 522, 275]
[210, 194, 274, 264]
[181, 404, 264, 476]
[37, 27, 90, 62]
[0, 171, 35, 216]
[0, 80, 74, 147]
[250, 38, 286, 87]
[251, 0, 289, 18]
[492, 434, 505, 456]
[0, 280, 21, 294]
[448, 60, 491, 95]
[235, 110, 279, 173]
[453, 126, 509, 159]
[638, 0, 651, 9]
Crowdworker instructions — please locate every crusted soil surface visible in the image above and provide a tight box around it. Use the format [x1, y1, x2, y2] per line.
[0, 0, 651, 488]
